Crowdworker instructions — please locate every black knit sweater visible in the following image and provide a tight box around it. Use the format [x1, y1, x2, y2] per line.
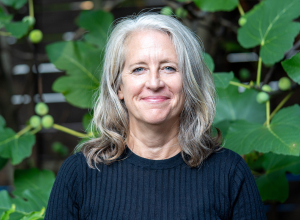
[45, 147, 267, 219]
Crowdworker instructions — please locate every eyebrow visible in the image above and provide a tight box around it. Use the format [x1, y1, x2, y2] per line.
[128, 60, 178, 69]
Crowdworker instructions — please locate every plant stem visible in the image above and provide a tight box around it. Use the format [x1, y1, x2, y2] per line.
[28, 0, 34, 17]
[30, 125, 42, 135]
[53, 124, 89, 138]
[266, 100, 270, 128]
[0, 31, 12, 36]
[237, 2, 245, 16]
[16, 125, 32, 137]
[229, 81, 251, 89]
[256, 57, 262, 87]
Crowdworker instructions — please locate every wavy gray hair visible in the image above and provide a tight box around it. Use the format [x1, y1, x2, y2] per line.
[79, 12, 222, 168]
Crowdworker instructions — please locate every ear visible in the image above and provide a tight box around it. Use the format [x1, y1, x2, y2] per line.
[118, 84, 124, 100]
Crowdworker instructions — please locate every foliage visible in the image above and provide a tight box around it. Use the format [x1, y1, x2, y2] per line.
[1, 0, 300, 217]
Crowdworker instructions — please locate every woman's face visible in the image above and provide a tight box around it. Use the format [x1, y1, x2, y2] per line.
[118, 30, 185, 126]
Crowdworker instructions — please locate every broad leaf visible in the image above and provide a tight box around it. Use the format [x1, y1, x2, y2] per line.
[0, 169, 55, 219]
[0, 12, 12, 29]
[0, 0, 27, 9]
[256, 153, 300, 202]
[203, 52, 214, 72]
[20, 207, 45, 220]
[281, 52, 300, 84]
[0, 128, 35, 165]
[194, 0, 238, 12]
[225, 105, 300, 156]
[0, 115, 5, 128]
[214, 80, 265, 124]
[46, 41, 101, 108]
[5, 21, 29, 38]
[213, 72, 234, 88]
[77, 10, 113, 49]
[13, 169, 55, 197]
[82, 113, 93, 131]
[237, 0, 300, 64]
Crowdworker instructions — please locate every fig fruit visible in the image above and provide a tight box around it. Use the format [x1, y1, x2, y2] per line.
[29, 29, 43, 44]
[262, 84, 272, 92]
[42, 115, 54, 129]
[35, 102, 49, 116]
[22, 16, 35, 26]
[29, 115, 41, 128]
[256, 92, 269, 104]
[238, 17, 247, 26]
[278, 77, 291, 91]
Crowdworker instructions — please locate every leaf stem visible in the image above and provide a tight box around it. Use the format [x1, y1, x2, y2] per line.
[266, 100, 270, 128]
[16, 125, 32, 137]
[0, 31, 12, 36]
[28, 0, 34, 18]
[30, 125, 42, 135]
[53, 124, 89, 138]
[256, 57, 262, 87]
[237, 2, 245, 16]
[229, 81, 251, 89]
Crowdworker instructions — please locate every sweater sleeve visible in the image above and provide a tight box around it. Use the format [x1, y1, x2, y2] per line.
[44, 153, 82, 220]
[230, 157, 267, 220]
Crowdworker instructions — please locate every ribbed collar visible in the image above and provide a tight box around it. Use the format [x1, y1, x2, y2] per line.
[122, 146, 185, 169]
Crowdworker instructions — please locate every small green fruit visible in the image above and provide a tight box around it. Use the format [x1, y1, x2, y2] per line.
[42, 115, 54, 129]
[161, 6, 173, 16]
[239, 68, 250, 80]
[262, 84, 272, 92]
[256, 92, 269, 104]
[35, 102, 49, 116]
[278, 77, 291, 91]
[22, 16, 35, 26]
[175, 8, 187, 18]
[29, 29, 43, 44]
[238, 17, 247, 26]
[29, 115, 41, 128]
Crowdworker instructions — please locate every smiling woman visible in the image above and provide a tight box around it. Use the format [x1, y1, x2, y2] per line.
[45, 13, 267, 219]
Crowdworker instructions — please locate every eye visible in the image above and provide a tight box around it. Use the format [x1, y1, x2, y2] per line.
[132, 67, 144, 73]
[163, 66, 176, 72]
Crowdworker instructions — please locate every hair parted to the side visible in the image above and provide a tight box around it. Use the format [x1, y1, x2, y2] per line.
[78, 12, 222, 169]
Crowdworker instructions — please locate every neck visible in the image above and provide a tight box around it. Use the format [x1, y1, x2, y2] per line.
[127, 119, 181, 160]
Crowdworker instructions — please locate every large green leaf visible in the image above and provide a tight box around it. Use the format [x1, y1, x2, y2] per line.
[0, 128, 35, 165]
[77, 10, 113, 49]
[256, 153, 300, 202]
[0, 0, 27, 9]
[237, 0, 300, 64]
[5, 21, 29, 39]
[0, 168, 55, 219]
[194, 0, 238, 12]
[225, 105, 300, 156]
[281, 52, 300, 84]
[203, 52, 214, 72]
[13, 169, 55, 197]
[46, 41, 101, 108]
[214, 80, 266, 124]
[213, 72, 234, 89]
[0, 115, 5, 128]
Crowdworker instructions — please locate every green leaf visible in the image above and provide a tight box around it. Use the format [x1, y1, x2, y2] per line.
[46, 41, 101, 108]
[225, 105, 300, 156]
[13, 169, 55, 197]
[77, 10, 113, 49]
[0, 12, 13, 29]
[194, 0, 238, 12]
[0, 0, 27, 9]
[256, 153, 300, 202]
[20, 207, 45, 220]
[0, 204, 15, 220]
[281, 52, 300, 84]
[0, 169, 55, 218]
[203, 53, 214, 72]
[0, 128, 35, 165]
[0, 115, 5, 128]
[213, 72, 234, 88]
[82, 113, 92, 131]
[214, 80, 266, 124]
[237, 0, 300, 64]
[5, 21, 30, 39]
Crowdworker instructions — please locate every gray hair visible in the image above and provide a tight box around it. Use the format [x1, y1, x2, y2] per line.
[79, 12, 222, 168]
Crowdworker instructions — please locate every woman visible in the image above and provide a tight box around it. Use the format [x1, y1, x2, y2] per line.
[45, 13, 266, 219]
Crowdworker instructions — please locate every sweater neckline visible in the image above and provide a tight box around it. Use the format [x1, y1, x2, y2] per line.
[122, 146, 184, 169]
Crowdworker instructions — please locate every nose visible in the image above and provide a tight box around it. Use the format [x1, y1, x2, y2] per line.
[145, 70, 165, 90]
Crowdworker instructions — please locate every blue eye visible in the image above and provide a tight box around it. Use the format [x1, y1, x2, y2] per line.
[133, 67, 144, 73]
[164, 66, 176, 71]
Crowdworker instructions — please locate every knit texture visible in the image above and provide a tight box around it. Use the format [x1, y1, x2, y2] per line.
[45, 147, 267, 220]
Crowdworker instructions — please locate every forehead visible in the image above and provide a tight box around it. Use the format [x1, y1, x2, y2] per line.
[123, 30, 177, 60]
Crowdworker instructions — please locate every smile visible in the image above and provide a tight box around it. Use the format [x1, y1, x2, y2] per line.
[141, 96, 170, 103]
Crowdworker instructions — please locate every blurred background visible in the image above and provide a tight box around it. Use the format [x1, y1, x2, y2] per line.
[0, 0, 300, 219]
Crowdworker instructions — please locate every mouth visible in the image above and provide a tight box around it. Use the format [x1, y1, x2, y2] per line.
[141, 96, 170, 103]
